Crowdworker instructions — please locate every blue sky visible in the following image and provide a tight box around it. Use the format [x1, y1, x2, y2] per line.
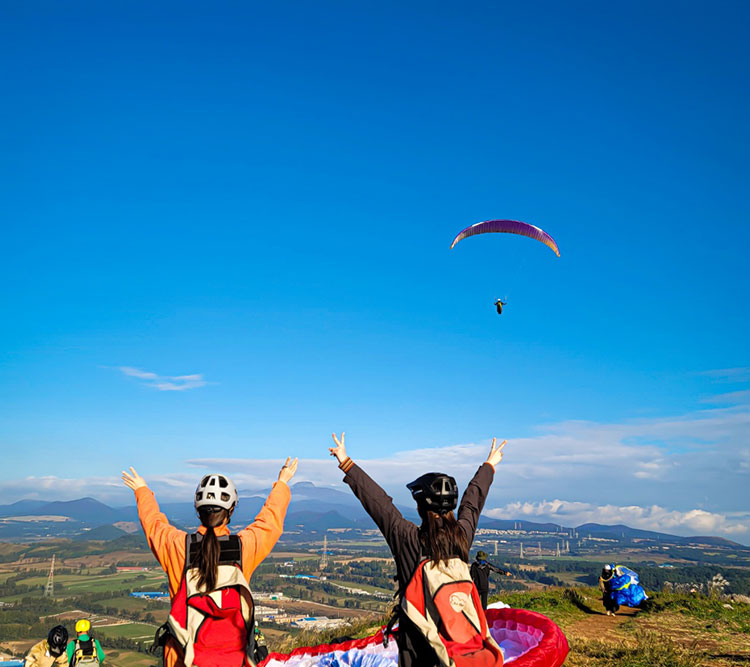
[1, 2, 749, 539]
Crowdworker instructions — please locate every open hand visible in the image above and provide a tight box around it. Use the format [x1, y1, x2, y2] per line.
[485, 438, 507, 468]
[278, 457, 298, 485]
[121, 467, 147, 492]
[329, 432, 347, 464]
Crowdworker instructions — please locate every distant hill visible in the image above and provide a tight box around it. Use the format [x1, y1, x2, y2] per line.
[680, 535, 748, 549]
[286, 510, 358, 531]
[73, 524, 127, 541]
[36, 498, 125, 525]
[1, 487, 746, 549]
[480, 517, 571, 533]
[577, 523, 671, 541]
[0, 500, 49, 516]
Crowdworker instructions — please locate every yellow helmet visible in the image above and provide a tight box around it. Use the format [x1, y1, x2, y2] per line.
[75, 619, 91, 634]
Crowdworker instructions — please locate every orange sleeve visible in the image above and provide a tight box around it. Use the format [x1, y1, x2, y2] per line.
[135, 486, 187, 596]
[238, 481, 291, 581]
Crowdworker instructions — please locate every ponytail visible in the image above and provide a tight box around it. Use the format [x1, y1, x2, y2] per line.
[419, 509, 469, 567]
[196, 507, 230, 591]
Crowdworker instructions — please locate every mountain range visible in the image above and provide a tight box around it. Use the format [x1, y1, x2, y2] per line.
[0, 483, 745, 549]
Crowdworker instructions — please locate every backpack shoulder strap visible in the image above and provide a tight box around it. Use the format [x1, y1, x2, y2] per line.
[220, 534, 242, 565]
[184, 532, 243, 573]
[184, 533, 198, 575]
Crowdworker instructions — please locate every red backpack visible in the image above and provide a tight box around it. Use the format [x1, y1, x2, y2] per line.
[402, 557, 503, 666]
[166, 534, 256, 667]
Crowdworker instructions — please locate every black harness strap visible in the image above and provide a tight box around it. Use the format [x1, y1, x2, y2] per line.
[185, 533, 242, 571]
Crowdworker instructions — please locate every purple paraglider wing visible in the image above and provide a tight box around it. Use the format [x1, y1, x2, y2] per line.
[449, 219, 560, 257]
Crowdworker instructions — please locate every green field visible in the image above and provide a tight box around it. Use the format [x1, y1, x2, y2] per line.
[328, 579, 392, 595]
[104, 649, 159, 667]
[97, 622, 158, 641]
[14, 571, 166, 593]
[98, 596, 169, 616]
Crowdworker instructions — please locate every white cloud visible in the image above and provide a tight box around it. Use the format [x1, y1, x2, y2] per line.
[117, 366, 208, 391]
[485, 500, 750, 537]
[702, 390, 750, 405]
[0, 475, 125, 503]
[1, 385, 748, 542]
[700, 367, 750, 382]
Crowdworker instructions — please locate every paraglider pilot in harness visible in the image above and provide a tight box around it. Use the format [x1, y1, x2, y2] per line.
[67, 619, 105, 666]
[599, 564, 619, 615]
[470, 551, 511, 610]
[494, 299, 506, 315]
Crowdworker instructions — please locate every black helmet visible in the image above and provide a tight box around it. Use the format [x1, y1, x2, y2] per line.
[48, 625, 69, 656]
[407, 473, 458, 512]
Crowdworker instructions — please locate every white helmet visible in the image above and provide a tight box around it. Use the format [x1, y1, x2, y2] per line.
[194, 474, 238, 511]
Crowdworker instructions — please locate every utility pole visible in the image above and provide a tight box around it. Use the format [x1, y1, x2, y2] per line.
[44, 555, 55, 598]
[493, 541, 498, 556]
[520, 542, 524, 559]
[556, 543, 561, 557]
[538, 541, 542, 556]
[320, 534, 328, 569]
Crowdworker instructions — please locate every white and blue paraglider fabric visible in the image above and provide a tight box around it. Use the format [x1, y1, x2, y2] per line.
[260, 607, 569, 667]
[610, 565, 647, 608]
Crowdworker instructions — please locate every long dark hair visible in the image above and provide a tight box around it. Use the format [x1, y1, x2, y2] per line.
[195, 507, 231, 591]
[419, 508, 469, 567]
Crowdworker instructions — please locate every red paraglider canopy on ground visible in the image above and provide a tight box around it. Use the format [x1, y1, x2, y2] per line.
[486, 607, 569, 667]
[260, 607, 569, 666]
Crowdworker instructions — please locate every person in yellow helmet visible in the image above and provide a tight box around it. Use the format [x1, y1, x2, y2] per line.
[65, 620, 105, 666]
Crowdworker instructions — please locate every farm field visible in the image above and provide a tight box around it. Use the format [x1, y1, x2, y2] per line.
[327, 579, 392, 595]
[103, 648, 159, 667]
[97, 622, 158, 641]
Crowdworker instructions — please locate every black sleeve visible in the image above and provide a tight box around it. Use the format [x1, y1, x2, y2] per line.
[456, 463, 495, 547]
[343, 463, 420, 581]
[488, 563, 504, 574]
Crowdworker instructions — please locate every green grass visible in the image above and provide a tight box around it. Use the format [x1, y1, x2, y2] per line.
[64, 574, 166, 593]
[96, 622, 158, 642]
[99, 597, 168, 615]
[642, 591, 750, 633]
[495, 586, 598, 626]
[12, 571, 166, 594]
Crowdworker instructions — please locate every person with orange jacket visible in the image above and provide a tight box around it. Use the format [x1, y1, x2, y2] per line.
[122, 458, 297, 667]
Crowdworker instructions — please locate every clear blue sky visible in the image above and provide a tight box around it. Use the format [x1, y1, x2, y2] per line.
[1, 2, 748, 537]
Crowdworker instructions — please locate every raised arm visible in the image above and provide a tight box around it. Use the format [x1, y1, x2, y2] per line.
[488, 562, 511, 576]
[122, 467, 185, 579]
[329, 432, 414, 553]
[457, 439, 507, 546]
[237, 457, 296, 580]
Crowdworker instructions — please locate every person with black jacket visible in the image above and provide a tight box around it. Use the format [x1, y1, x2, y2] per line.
[329, 432, 507, 667]
[470, 551, 511, 609]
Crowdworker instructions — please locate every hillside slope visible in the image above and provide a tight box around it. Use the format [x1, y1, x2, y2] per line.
[270, 588, 750, 666]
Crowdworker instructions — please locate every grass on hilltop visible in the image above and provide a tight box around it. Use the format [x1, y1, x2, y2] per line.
[271, 586, 750, 665]
[568, 631, 694, 667]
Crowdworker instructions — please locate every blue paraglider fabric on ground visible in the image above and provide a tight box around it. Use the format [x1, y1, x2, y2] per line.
[610, 566, 648, 607]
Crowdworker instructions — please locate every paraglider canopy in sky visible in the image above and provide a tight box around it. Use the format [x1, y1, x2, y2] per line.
[450, 219, 561, 257]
